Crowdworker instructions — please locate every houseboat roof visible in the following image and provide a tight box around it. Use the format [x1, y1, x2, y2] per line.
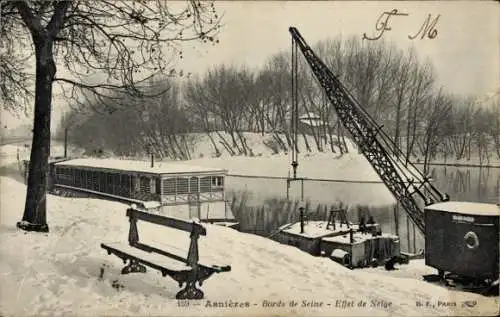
[425, 201, 499, 217]
[54, 158, 227, 175]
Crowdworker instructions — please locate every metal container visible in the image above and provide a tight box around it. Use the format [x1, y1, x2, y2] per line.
[424, 202, 499, 280]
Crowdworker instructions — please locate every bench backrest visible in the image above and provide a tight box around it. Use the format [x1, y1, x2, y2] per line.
[126, 207, 207, 236]
[126, 207, 207, 266]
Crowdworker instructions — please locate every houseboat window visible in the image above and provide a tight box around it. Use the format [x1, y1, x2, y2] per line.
[116, 173, 123, 195]
[162, 178, 176, 195]
[92, 171, 99, 191]
[134, 176, 140, 192]
[122, 174, 131, 195]
[140, 176, 149, 193]
[189, 177, 199, 193]
[66, 168, 70, 185]
[114, 173, 121, 195]
[75, 170, 82, 187]
[86, 170, 93, 189]
[156, 178, 161, 194]
[211, 176, 224, 188]
[150, 177, 156, 194]
[99, 171, 107, 193]
[82, 170, 88, 188]
[177, 177, 189, 194]
[200, 177, 211, 193]
[107, 173, 114, 194]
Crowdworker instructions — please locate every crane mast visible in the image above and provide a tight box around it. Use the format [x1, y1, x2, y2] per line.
[289, 27, 449, 234]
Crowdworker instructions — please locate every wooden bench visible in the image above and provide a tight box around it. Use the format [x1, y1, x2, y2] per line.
[101, 207, 231, 299]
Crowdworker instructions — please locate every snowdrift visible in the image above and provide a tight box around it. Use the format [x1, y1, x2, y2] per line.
[0, 176, 498, 316]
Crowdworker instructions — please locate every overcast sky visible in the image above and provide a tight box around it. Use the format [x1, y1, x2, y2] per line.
[178, 1, 498, 95]
[2, 0, 499, 132]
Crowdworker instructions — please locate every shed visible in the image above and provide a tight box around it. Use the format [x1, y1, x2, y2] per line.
[424, 201, 499, 280]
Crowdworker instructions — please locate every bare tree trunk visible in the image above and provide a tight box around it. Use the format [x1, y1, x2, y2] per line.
[207, 131, 221, 156]
[337, 119, 344, 154]
[236, 130, 249, 155]
[18, 36, 56, 232]
[467, 134, 472, 160]
[455, 134, 467, 160]
[215, 130, 236, 156]
[327, 123, 336, 153]
[203, 116, 221, 156]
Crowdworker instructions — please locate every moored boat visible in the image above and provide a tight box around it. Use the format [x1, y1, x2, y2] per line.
[274, 208, 407, 269]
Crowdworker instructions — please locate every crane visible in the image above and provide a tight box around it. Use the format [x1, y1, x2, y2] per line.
[288, 27, 499, 293]
[288, 27, 450, 234]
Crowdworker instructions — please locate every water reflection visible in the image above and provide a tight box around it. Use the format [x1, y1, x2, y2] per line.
[226, 166, 499, 253]
[431, 166, 499, 204]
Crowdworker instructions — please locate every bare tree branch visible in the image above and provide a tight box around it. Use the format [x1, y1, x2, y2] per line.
[46, 1, 71, 37]
[13, 1, 44, 35]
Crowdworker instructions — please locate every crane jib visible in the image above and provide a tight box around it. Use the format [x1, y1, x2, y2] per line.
[288, 26, 450, 234]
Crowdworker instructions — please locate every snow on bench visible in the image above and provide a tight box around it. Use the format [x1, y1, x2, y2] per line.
[101, 207, 231, 299]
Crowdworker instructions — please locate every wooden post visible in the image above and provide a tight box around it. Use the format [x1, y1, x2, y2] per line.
[300, 207, 304, 233]
[64, 127, 68, 158]
[301, 178, 304, 201]
[286, 178, 290, 200]
[128, 212, 139, 245]
[187, 223, 200, 267]
[198, 193, 201, 220]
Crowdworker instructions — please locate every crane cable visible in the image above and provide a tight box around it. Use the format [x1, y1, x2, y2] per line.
[292, 31, 446, 204]
[291, 37, 299, 178]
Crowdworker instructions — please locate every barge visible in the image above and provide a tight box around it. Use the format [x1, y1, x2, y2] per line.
[274, 208, 407, 269]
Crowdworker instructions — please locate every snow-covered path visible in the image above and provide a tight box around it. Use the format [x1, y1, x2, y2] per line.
[0, 176, 498, 316]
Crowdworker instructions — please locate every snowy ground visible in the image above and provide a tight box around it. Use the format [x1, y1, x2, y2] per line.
[0, 176, 498, 316]
[186, 132, 500, 168]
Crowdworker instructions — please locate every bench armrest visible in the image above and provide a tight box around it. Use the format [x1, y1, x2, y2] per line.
[212, 265, 231, 273]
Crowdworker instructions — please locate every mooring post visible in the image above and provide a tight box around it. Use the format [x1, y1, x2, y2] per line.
[151, 153, 154, 168]
[301, 178, 304, 201]
[286, 179, 290, 200]
[292, 161, 298, 179]
[299, 207, 304, 234]
[64, 127, 68, 158]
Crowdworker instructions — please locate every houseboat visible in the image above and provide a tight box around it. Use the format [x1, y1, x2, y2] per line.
[274, 208, 407, 269]
[46, 158, 238, 228]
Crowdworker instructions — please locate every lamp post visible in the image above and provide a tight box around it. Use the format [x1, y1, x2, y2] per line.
[62, 113, 87, 159]
[141, 110, 154, 167]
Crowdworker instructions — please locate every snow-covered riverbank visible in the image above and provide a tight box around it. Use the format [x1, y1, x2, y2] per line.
[0, 176, 498, 316]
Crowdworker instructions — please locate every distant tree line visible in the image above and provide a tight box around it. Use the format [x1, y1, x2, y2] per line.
[58, 36, 500, 169]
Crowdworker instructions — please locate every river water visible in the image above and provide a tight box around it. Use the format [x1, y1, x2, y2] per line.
[227, 165, 499, 252]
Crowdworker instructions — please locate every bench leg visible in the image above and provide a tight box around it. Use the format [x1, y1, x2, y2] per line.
[176, 281, 204, 300]
[121, 260, 147, 274]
